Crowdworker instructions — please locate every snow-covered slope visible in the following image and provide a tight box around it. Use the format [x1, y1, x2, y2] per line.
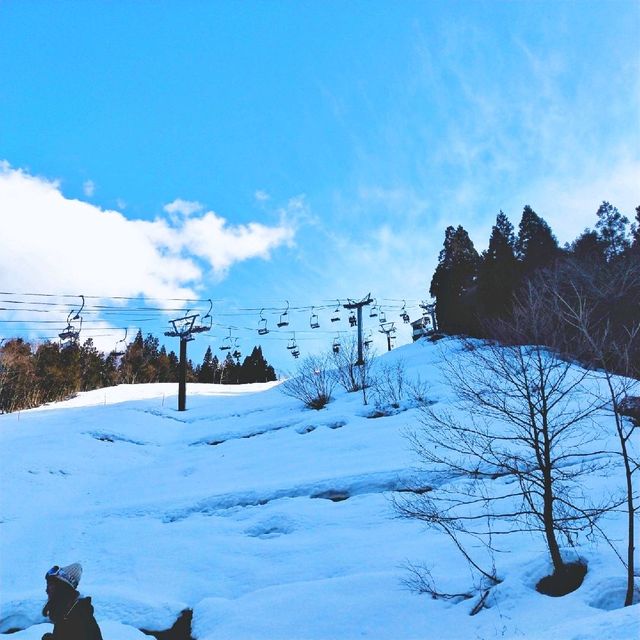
[0, 339, 637, 639]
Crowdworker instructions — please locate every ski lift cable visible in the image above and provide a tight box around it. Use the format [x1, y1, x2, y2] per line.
[0, 291, 422, 315]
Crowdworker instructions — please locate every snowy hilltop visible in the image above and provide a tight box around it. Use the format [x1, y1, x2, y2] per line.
[0, 338, 638, 639]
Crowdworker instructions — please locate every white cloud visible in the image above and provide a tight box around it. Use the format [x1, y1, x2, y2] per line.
[255, 190, 270, 202]
[83, 179, 95, 197]
[116, 198, 127, 210]
[163, 198, 204, 216]
[0, 163, 296, 302]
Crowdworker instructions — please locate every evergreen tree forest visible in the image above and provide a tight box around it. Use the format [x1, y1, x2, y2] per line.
[0, 330, 277, 413]
[429, 202, 640, 377]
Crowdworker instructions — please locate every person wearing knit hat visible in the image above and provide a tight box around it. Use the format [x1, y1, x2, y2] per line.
[42, 562, 103, 640]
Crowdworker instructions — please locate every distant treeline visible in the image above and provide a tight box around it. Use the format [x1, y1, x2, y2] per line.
[0, 330, 276, 413]
[430, 202, 640, 376]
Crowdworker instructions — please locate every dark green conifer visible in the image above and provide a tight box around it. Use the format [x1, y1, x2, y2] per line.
[515, 205, 560, 274]
[595, 201, 630, 262]
[430, 225, 481, 335]
[477, 211, 519, 318]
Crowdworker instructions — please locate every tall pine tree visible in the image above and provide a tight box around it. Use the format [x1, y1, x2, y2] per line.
[595, 201, 630, 262]
[198, 346, 216, 383]
[477, 211, 519, 319]
[430, 225, 481, 335]
[240, 346, 277, 383]
[515, 205, 560, 275]
[570, 229, 607, 263]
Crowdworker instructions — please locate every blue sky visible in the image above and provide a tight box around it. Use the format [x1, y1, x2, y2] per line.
[0, 1, 638, 371]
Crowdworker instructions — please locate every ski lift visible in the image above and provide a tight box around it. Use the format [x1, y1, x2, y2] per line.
[332, 336, 340, 354]
[258, 309, 269, 335]
[286, 333, 300, 358]
[59, 313, 82, 344]
[277, 301, 290, 328]
[219, 328, 233, 351]
[400, 300, 410, 324]
[309, 307, 320, 329]
[193, 299, 213, 333]
[378, 308, 387, 324]
[348, 312, 357, 327]
[232, 339, 242, 362]
[58, 295, 85, 345]
[369, 299, 379, 318]
[364, 330, 373, 348]
[112, 328, 128, 357]
[330, 300, 341, 323]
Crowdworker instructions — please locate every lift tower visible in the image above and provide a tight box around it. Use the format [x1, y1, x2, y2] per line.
[343, 293, 373, 366]
[165, 313, 209, 411]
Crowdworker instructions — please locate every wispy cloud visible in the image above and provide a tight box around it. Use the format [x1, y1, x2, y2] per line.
[83, 179, 95, 197]
[163, 198, 204, 217]
[316, 12, 639, 294]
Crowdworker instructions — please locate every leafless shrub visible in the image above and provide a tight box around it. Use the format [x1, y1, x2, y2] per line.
[281, 353, 337, 410]
[370, 361, 407, 412]
[367, 360, 434, 416]
[331, 335, 375, 394]
[400, 561, 474, 602]
[407, 374, 432, 405]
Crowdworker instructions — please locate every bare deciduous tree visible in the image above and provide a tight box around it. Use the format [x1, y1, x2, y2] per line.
[396, 338, 615, 598]
[532, 259, 640, 606]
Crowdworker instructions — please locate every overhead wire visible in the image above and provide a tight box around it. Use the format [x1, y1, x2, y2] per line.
[0, 290, 431, 358]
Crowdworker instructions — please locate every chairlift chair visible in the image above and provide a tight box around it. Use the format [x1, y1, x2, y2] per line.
[310, 307, 320, 329]
[112, 328, 128, 357]
[369, 299, 379, 318]
[400, 300, 410, 324]
[59, 324, 79, 343]
[378, 308, 387, 324]
[331, 301, 341, 323]
[258, 309, 269, 335]
[286, 333, 300, 358]
[232, 339, 242, 362]
[332, 336, 340, 354]
[59, 295, 85, 344]
[219, 328, 233, 351]
[59, 313, 81, 344]
[193, 299, 213, 333]
[348, 312, 357, 327]
[277, 301, 290, 328]
[364, 331, 373, 348]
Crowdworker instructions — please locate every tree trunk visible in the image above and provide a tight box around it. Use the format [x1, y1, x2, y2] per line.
[619, 424, 635, 606]
[542, 479, 565, 573]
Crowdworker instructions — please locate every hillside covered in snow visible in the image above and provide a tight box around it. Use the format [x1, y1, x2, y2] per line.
[0, 339, 638, 639]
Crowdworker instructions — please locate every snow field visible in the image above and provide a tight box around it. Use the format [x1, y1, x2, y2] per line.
[1, 339, 637, 639]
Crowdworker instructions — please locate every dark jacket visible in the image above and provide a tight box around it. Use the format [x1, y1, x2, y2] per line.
[42, 596, 103, 640]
